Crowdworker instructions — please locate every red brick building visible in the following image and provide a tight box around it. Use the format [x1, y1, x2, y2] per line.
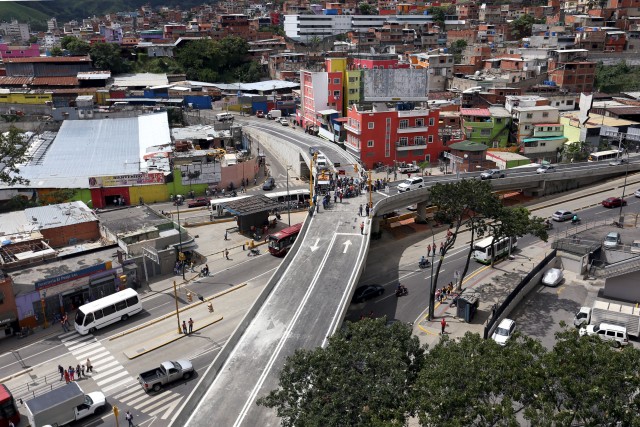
[547, 49, 596, 93]
[344, 104, 442, 169]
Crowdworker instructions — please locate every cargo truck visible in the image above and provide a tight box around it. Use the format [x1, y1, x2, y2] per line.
[266, 109, 282, 119]
[25, 382, 106, 427]
[590, 299, 640, 337]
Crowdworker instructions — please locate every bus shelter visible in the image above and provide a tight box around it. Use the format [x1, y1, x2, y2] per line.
[220, 195, 281, 234]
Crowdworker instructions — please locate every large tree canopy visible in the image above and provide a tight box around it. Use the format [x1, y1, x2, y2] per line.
[257, 318, 425, 426]
[0, 127, 30, 185]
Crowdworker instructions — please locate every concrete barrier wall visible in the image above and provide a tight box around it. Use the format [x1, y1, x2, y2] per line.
[245, 127, 304, 176]
[169, 211, 312, 427]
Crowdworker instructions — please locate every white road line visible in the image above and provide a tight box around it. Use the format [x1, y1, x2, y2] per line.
[158, 397, 184, 419]
[113, 387, 144, 400]
[72, 345, 106, 359]
[95, 370, 129, 386]
[90, 363, 122, 380]
[69, 341, 101, 354]
[135, 392, 177, 411]
[87, 354, 115, 365]
[102, 378, 136, 394]
[126, 389, 166, 406]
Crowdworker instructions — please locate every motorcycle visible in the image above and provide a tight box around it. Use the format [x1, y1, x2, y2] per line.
[544, 221, 553, 230]
[571, 218, 581, 225]
[395, 286, 408, 297]
[248, 248, 260, 257]
[418, 259, 431, 269]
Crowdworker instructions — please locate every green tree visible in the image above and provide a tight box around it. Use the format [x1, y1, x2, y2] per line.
[50, 46, 63, 57]
[358, 2, 377, 15]
[488, 205, 548, 265]
[418, 160, 431, 176]
[257, 318, 426, 426]
[28, 35, 38, 44]
[510, 15, 544, 40]
[0, 127, 30, 185]
[414, 332, 545, 426]
[428, 5, 455, 27]
[449, 39, 467, 64]
[524, 328, 640, 426]
[89, 42, 132, 74]
[60, 35, 90, 56]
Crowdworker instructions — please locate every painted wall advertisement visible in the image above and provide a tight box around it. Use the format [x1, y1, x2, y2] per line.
[88, 173, 165, 188]
[35, 262, 112, 298]
[179, 163, 221, 185]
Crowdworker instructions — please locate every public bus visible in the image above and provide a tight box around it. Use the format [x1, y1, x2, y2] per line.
[268, 223, 303, 257]
[265, 189, 310, 207]
[74, 288, 143, 335]
[472, 236, 518, 264]
[588, 150, 620, 162]
[210, 195, 251, 217]
[0, 384, 20, 427]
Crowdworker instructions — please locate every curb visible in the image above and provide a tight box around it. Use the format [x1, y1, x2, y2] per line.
[124, 316, 224, 359]
[0, 367, 33, 383]
[110, 283, 246, 340]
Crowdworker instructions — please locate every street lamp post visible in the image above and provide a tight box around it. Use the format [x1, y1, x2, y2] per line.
[176, 203, 185, 280]
[619, 143, 630, 221]
[41, 290, 48, 329]
[286, 166, 292, 226]
[426, 224, 437, 321]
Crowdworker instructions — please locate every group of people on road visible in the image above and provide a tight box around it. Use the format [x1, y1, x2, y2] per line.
[182, 318, 194, 334]
[435, 282, 455, 303]
[58, 358, 92, 383]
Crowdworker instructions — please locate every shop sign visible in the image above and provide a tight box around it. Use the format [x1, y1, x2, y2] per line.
[88, 173, 165, 188]
[35, 262, 112, 296]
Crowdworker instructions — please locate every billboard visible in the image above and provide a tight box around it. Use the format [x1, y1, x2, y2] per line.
[88, 173, 165, 188]
[362, 68, 429, 101]
[179, 163, 222, 185]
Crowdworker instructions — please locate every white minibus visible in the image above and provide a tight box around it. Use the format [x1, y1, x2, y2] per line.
[74, 288, 142, 335]
[472, 236, 517, 264]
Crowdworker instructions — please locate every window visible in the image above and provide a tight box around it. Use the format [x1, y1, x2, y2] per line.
[566, 100, 574, 106]
[94, 310, 104, 320]
[495, 118, 501, 123]
[415, 118, 424, 127]
[429, 118, 435, 126]
[480, 128, 491, 136]
[102, 305, 116, 316]
[542, 112, 549, 118]
[399, 119, 408, 129]
[399, 137, 408, 145]
[428, 135, 434, 143]
[526, 113, 533, 119]
[333, 78, 340, 84]
[415, 136, 425, 145]
[368, 122, 374, 129]
[84, 313, 94, 326]
[367, 140, 374, 147]
[333, 90, 340, 98]
[115, 300, 127, 311]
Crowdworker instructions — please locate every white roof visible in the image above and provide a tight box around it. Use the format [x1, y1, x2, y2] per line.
[14, 112, 171, 188]
[25, 201, 97, 230]
[112, 73, 169, 87]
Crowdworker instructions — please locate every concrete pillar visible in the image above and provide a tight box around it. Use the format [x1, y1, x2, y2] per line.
[416, 201, 429, 224]
[371, 217, 380, 234]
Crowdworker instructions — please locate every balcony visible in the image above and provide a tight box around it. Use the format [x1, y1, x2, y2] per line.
[463, 120, 493, 129]
[398, 125, 430, 134]
[396, 140, 427, 151]
[343, 123, 361, 135]
[397, 109, 431, 118]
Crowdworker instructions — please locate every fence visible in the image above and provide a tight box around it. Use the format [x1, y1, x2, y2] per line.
[9, 371, 65, 406]
[483, 249, 557, 339]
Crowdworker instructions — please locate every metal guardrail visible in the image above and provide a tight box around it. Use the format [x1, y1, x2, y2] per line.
[10, 371, 65, 405]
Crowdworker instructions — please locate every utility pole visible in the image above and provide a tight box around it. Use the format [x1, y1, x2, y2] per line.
[173, 281, 181, 334]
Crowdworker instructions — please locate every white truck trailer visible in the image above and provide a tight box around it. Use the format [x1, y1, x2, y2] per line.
[591, 299, 640, 337]
[25, 382, 106, 427]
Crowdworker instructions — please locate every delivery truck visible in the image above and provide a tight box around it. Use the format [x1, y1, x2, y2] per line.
[591, 299, 640, 337]
[25, 382, 106, 427]
[266, 109, 282, 119]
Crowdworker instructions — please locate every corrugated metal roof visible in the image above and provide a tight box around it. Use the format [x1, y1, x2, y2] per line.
[0, 76, 32, 85]
[4, 56, 92, 63]
[460, 108, 491, 117]
[221, 195, 280, 216]
[15, 112, 171, 188]
[25, 201, 97, 230]
[112, 73, 169, 87]
[32, 76, 78, 86]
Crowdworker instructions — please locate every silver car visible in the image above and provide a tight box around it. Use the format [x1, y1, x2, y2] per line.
[536, 165, 556, 174]
[603, 232, 621, 248]
[552, 210, 574, 222]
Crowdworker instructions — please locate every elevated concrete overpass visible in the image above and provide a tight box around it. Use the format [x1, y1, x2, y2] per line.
[172, 122, 640, 426]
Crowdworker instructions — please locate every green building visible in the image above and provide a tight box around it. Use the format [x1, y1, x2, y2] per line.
[461, 106, 511, 148]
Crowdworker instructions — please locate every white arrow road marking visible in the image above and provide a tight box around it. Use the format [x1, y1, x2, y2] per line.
[310, 238, 320, 252]
[343, 240, 352, 253]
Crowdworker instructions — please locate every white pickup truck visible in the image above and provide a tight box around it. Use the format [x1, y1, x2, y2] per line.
[138, 360, 194, 392]
[398, 163, 420, 174]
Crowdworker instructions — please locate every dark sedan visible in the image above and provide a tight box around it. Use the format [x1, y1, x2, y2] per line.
[602, 197, 627, 208]
[263, 177, 276, 190]
[351, 284, 385, 303]
[187, 197, 209, 208]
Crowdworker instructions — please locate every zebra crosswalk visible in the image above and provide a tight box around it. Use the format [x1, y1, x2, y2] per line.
[59, 330, 183, 420]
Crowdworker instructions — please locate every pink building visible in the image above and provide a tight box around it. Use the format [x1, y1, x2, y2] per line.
[0, 43, 40, 59]
[299, 69, 344, 134]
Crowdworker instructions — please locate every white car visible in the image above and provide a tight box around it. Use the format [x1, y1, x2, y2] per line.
[397, 177, 424, 193]
[552, 210, 574, 222]
[603, 231, 621, 248]
[573, 306, 591, 328]
[480, 169, 506, 180]
[541, 268, 563, 287]
[634, 188, 640, 198]
[579, 322, 629, 347]
[536, 165, 556, 174]
[491, 318, 516, 346]
[278, 117, 289, 126]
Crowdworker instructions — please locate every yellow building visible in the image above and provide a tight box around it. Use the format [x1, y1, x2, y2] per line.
[0, 89, 53, 105]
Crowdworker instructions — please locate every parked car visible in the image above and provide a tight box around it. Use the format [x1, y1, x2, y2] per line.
[280, 118, 290, 126]
[579, 322, 629, 347]
[603, 231, 621, 248]
[631, 240, 640, 253]
[601, 197, 627, 208]
[398, 164, 420, 174]
[262, 177, 276, 190]
[138, 360, 194, 392]
[573, 306, 592, 328]
[256, 110, 265, 118]
[480, 169, 506, 180]
[491, 318, 516, 346]
[187, 197, 209, 208]
[635, 188, 640, 198]
[397, 177, 424, 193]
[536, 165, 556, 174]
[352, 284, 385, 303]
[541, 268, 563, 287]
[609, 158, 627, 166]
[552, 210, 574, 222]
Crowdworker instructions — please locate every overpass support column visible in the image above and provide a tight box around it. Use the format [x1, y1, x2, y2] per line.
[415, 201, 429, 224]
[371, 217, 380, 234]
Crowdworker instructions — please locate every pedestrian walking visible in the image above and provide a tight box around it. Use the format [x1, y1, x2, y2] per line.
[360, 222, 365, 235]
[190, 261, 195, 273]
[365, 205, 370, 217]
[125, 410, 134, 427]
[358, 204, 363, 217]
[340, 192, 343, 203]
[64, 370, 70, 384]
[224, 230, 229, 240]
[334, 191, 337, 203]
[86, 358, 93, 373]
[188, 318, 193, 334]
[182, 320, 188, 334]
[76, 363, 81, 379]
[58, 365, 64, 381]
[63, 313, 70, 328]
[440, 242, 444, 255]
[69, 366, 75, 381]
[427, 244, 432, 257]
[225, 248, 230, 260]
[60, 316, 69, 332]
[441, 317, 447, 335]
[81, 364, 86, 377]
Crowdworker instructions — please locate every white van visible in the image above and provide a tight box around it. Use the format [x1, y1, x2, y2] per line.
[316, 155, 328, 170]
[579, 322, 629, 347]
[215, 112, 234, 122]
[266, 109, 282, 119]
[397, 177, 424, 193]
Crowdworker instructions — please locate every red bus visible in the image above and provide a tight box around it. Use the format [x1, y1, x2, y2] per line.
[268, 223, 303, 257]
[0, 384, 20, 427]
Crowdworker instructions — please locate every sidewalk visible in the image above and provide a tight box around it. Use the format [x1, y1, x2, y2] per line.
[413, 239, 554, 348]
